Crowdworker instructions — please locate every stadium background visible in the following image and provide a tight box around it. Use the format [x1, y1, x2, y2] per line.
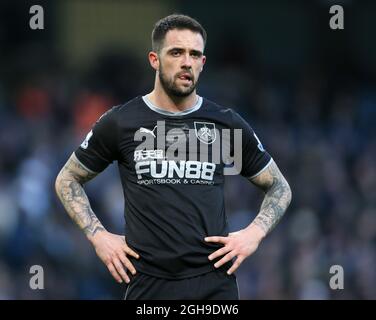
[0, 0, 375, 299]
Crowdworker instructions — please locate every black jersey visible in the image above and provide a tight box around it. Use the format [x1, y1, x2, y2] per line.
[75, 95, 272, 279]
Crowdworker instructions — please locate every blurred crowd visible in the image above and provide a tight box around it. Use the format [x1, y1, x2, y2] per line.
[1, 1, 376, 298]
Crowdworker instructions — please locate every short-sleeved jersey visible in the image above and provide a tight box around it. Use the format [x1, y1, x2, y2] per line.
[75, 95, 272, 279]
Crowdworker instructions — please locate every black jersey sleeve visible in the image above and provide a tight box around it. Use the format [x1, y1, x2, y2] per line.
[74, 106, 119, 173]
[232, 110, 272, 178]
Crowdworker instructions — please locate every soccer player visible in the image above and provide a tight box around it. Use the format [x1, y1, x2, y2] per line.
[55, 14, 292, 300]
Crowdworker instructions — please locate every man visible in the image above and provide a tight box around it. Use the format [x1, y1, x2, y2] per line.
[55, 14, 292, 300]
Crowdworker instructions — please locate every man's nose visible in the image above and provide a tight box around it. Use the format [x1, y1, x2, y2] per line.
[181, 53, 193, 68]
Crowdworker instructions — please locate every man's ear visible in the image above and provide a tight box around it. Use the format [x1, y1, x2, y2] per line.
[148, 51, 159, 71]
[201, 55, 206, 71]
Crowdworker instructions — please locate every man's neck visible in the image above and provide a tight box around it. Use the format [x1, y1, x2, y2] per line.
[147, 87, 198, 113]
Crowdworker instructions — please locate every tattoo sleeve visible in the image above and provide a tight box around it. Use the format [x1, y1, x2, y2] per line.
[55, 153, 105, 238]
[249, 160, 292, 235]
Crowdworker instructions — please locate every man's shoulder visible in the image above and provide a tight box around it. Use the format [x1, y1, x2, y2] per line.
[201, 97, 242, 123]
[201, 97, 254, 129]
[112, 96, 144, 114]
[100, 96, 145, 123]
[202, 97, 235, 114]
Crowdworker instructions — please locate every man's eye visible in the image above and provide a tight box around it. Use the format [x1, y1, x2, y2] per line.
[171, 51, 180, 56]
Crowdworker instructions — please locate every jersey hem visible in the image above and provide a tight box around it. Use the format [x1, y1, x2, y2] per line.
[135, 264, 216, 280]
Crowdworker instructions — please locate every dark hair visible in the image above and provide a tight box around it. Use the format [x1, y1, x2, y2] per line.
[152, 14, 207, 53]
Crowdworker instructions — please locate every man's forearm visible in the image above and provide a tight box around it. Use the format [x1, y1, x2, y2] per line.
[253, 179, 291, 235]
[55, 155, 105, 239]
[249, 161, 292, 236]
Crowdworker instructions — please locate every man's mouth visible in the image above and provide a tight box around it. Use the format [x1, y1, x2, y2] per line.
[177, 73, 193, 84]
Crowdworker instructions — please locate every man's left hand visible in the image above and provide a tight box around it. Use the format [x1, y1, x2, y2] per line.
[205, 224, 266, 275]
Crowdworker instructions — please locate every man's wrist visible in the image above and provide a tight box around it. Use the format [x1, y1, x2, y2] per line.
[86, 228, 106, 245]
[245, 223, 267, 243]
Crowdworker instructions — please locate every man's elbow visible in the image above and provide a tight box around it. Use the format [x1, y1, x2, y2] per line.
[55, 168, 72, 197]
[55, 170, 63, 197]
[284, 179, 292, 208]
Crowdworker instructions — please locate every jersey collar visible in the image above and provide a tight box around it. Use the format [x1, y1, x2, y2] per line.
[142, 95, 203, 116]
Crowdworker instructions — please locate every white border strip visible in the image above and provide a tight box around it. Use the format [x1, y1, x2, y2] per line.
[124, 283, 132, 300]
[248, 158, 274, 180]
[235, 277, 240, 299]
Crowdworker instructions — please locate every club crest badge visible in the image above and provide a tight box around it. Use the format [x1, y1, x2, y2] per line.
[194, 122, 216, 144]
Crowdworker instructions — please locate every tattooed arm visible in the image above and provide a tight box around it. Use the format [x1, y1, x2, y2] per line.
[55, 153, 139, 283]
[205, 160, 291, 275]
[249, 160, 292, 236]
[54, 153, 103, 238]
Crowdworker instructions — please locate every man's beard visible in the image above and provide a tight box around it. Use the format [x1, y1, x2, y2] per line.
[158, 64, 197, 97]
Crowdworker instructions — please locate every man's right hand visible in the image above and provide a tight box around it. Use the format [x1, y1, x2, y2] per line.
[88, 231, 140, 284]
